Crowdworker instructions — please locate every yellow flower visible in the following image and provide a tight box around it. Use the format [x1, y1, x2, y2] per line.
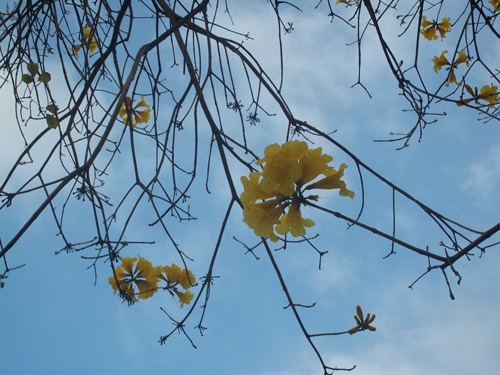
[457, 84, 499, 108]
[240, 141, 354, 241]
[432, 50, 469, 86]
[490, 0, 500, 11]
[108, 255, 159, 302]
[175, 290, 194, 308]
[242, 198, 285, 238]
[257, 140, 308, 196]
[348, 305, 376, 335]
[158, 263, 196, 290]
[479, 84, 499, 107]
[420, 16, 451, 40]
[240, 171, 276, 205]
[70, 27, 98, 57]
[336, 0, 354, 6]
[298, 147, 334, 185]
[119, 96, 151, 126]
[306, 163, 355, 198]
[275, 203, 315, 238]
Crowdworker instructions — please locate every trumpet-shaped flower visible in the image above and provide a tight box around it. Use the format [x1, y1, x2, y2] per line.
[119, 96, 151, 126]
[457, 84, 499, 108]
[275, 203, 315, 238]
[306, 163, 355, 198]
[257, 140, 308, 196]
[298, 147, 335, 185]
[175, 290, 194, 308]
[240, 141, 354, 241]
[432, 50, 469, 86]
[420, 16, 451, 40]
[157, 263, 196, 290]
[108, 255, 159, 302]
[240, 171, 277, 205]
[70, 28, 98, 57]
[242, 198, 285, 238]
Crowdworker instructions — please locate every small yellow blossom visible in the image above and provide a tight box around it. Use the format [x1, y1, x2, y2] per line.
[432, 50, 469, 86]
[108, 255, 159, 302]
[457, 84, 499, 108]
[298, 147, 334, 186]
[119, 96, 151, 126]
[242, 198, 285, 238]
[275, 203, 315, 237]
[257, 140, 308, 196]
[490, 0, 500, 11]
[420, 16, 451, 40]
[70, 27, 98, 57]
[240, 171, 276, 205]
[306, 163, 355, 198]
[175, 290, 194, 308]
[157, 263, 196, 290]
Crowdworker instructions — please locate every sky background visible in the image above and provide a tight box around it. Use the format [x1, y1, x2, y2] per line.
[1, 1, 500, 375]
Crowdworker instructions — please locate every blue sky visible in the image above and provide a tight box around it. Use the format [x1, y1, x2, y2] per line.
[1, 2, 500, 375]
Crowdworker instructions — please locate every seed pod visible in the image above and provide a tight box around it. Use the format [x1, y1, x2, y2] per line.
[356, 305, 364, 322]
[22, 74, 34, 83]
[366, 313, 376, 324]
[38, 72, 51, 83]
[46, 114, 58, 129]
[27, 62, 39, 76]
[46, 104, 58, 114]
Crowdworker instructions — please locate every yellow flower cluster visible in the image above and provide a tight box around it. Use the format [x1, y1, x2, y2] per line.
[490, 0, 500, 11]
[457, 84, 499, 108]
[119, 96, 151, 126]
[108, 255, 195, 308]
[70, 28, 98, 57]
[241, 140, 354, 242]
[432, 50, 469, 86]
[420, 16, 451, 40]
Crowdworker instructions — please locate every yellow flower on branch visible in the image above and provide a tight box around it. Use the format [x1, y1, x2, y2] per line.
[108, 255, 160, 302]
[240, 171, 277, 205]
[240, 140, 354, 241]
[490, 0, 500, 11]
[431, 50, 469, 86]
[157, 263, 196, 290]
[336, 0, 355, 6]
[457, 84, 499, 108]
[242, 198, 286, 240]
[275, 202, 315, 238]
[420, 16, 451, 40]
[119, 96, 151, 126]
[70, 27, 98, 57]
[348, 305, 376, 335]
[175, 290, 194, 308]
[157, 263, 196, 308]
[256, 141, 308, 196]
[305, 163, 355, 198]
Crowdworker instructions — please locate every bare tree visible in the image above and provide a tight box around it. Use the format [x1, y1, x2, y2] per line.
[1, 1, 498, 373]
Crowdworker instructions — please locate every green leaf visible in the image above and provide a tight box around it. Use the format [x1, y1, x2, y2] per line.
[46, 114, 58, 129]
[38, 72, 51, 83]
[27, 62, 39, 76]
